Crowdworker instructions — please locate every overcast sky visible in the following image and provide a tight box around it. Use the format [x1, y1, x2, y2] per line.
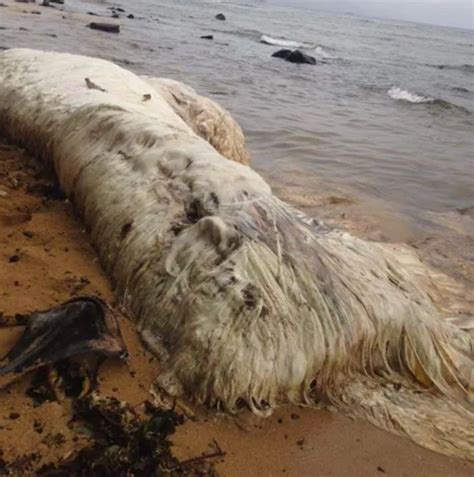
[268, 1, 474, 29]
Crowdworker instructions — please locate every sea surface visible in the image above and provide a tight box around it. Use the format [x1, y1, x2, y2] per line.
[1, 0, 473, 276]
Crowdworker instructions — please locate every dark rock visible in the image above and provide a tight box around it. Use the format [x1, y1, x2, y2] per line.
[272, 49, 292, 59]
[49, 0, 64, 4]
[215, 13, 226, 21]
[111, 12, 119, 18]
[9, 412, 20, 420]
[272, 49, 316, 65]
[200, 34, 213, 40]
[127, 13, 134, 19]
[112, 7, 125, 12]
[88, 22, 120, 34]
[30, 10, 41, 14]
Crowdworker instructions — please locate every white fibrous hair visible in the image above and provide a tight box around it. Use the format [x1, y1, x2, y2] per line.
[0, 49, 472, 459]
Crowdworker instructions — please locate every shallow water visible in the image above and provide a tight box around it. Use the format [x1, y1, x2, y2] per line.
[1, 0, 473, 285]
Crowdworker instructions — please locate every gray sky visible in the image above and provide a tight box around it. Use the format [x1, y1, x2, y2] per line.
[268, 1, 474, 29]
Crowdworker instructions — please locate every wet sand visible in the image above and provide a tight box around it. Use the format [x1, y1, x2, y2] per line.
[1, 139, 473, 475]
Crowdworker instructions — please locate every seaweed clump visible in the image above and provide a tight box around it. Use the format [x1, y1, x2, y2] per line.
[38, 393, 221, 476]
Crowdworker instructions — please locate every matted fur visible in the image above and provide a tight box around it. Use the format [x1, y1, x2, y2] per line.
[0, 49, 472, 459]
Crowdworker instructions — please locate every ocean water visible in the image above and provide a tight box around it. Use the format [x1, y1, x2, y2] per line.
[1, 0, 473, 249]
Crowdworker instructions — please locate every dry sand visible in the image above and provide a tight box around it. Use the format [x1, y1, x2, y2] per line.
[1, 139, 473, 476]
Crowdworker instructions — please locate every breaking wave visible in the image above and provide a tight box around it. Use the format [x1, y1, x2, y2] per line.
[314, 46, 339, 59]
[388, 87, 433, 103]
[260, 34, 310, 49]
[388, 87, 472, 114]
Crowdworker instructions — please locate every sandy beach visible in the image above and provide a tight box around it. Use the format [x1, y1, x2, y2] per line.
[0, 1, 473, 475]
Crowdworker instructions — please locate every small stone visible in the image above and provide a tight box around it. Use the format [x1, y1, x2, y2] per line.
[200, 35, 213, 40]
[215, 13, 226, 21]
[290, 413, 300, 420]
[9, 412, 20, 419]
[88, 22, 120, 34]
[23, 230, 34, 238]
[33, 419, 44, 433]
[0, 189, 8, 198]
[9, 255, 20, 263]
[127, 13, 134, 19]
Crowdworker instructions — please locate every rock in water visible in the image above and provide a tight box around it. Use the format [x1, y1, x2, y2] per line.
[200, 35, 214, 40]
[271, 49, 292, 59]
[215, 13, 226, 21]
[0, 49, 472, 461]
[272, 49, 316, 65]
[88, 22, 120, 33]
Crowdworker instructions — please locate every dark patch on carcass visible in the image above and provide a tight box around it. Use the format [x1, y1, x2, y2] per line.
[242, 284, 259, 309]
[120, 221, 133, 240]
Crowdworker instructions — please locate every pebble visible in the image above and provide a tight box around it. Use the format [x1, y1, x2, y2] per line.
[0, 189, 8, 198]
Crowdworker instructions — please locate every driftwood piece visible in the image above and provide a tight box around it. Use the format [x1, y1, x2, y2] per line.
[0, 49, 472, 459]
[0, 297, 127, 378]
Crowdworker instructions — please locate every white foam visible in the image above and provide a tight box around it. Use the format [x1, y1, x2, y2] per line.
[260, 34, 304, 48]
[388, 86, 433, 104]
[314, 46, 338, 59]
